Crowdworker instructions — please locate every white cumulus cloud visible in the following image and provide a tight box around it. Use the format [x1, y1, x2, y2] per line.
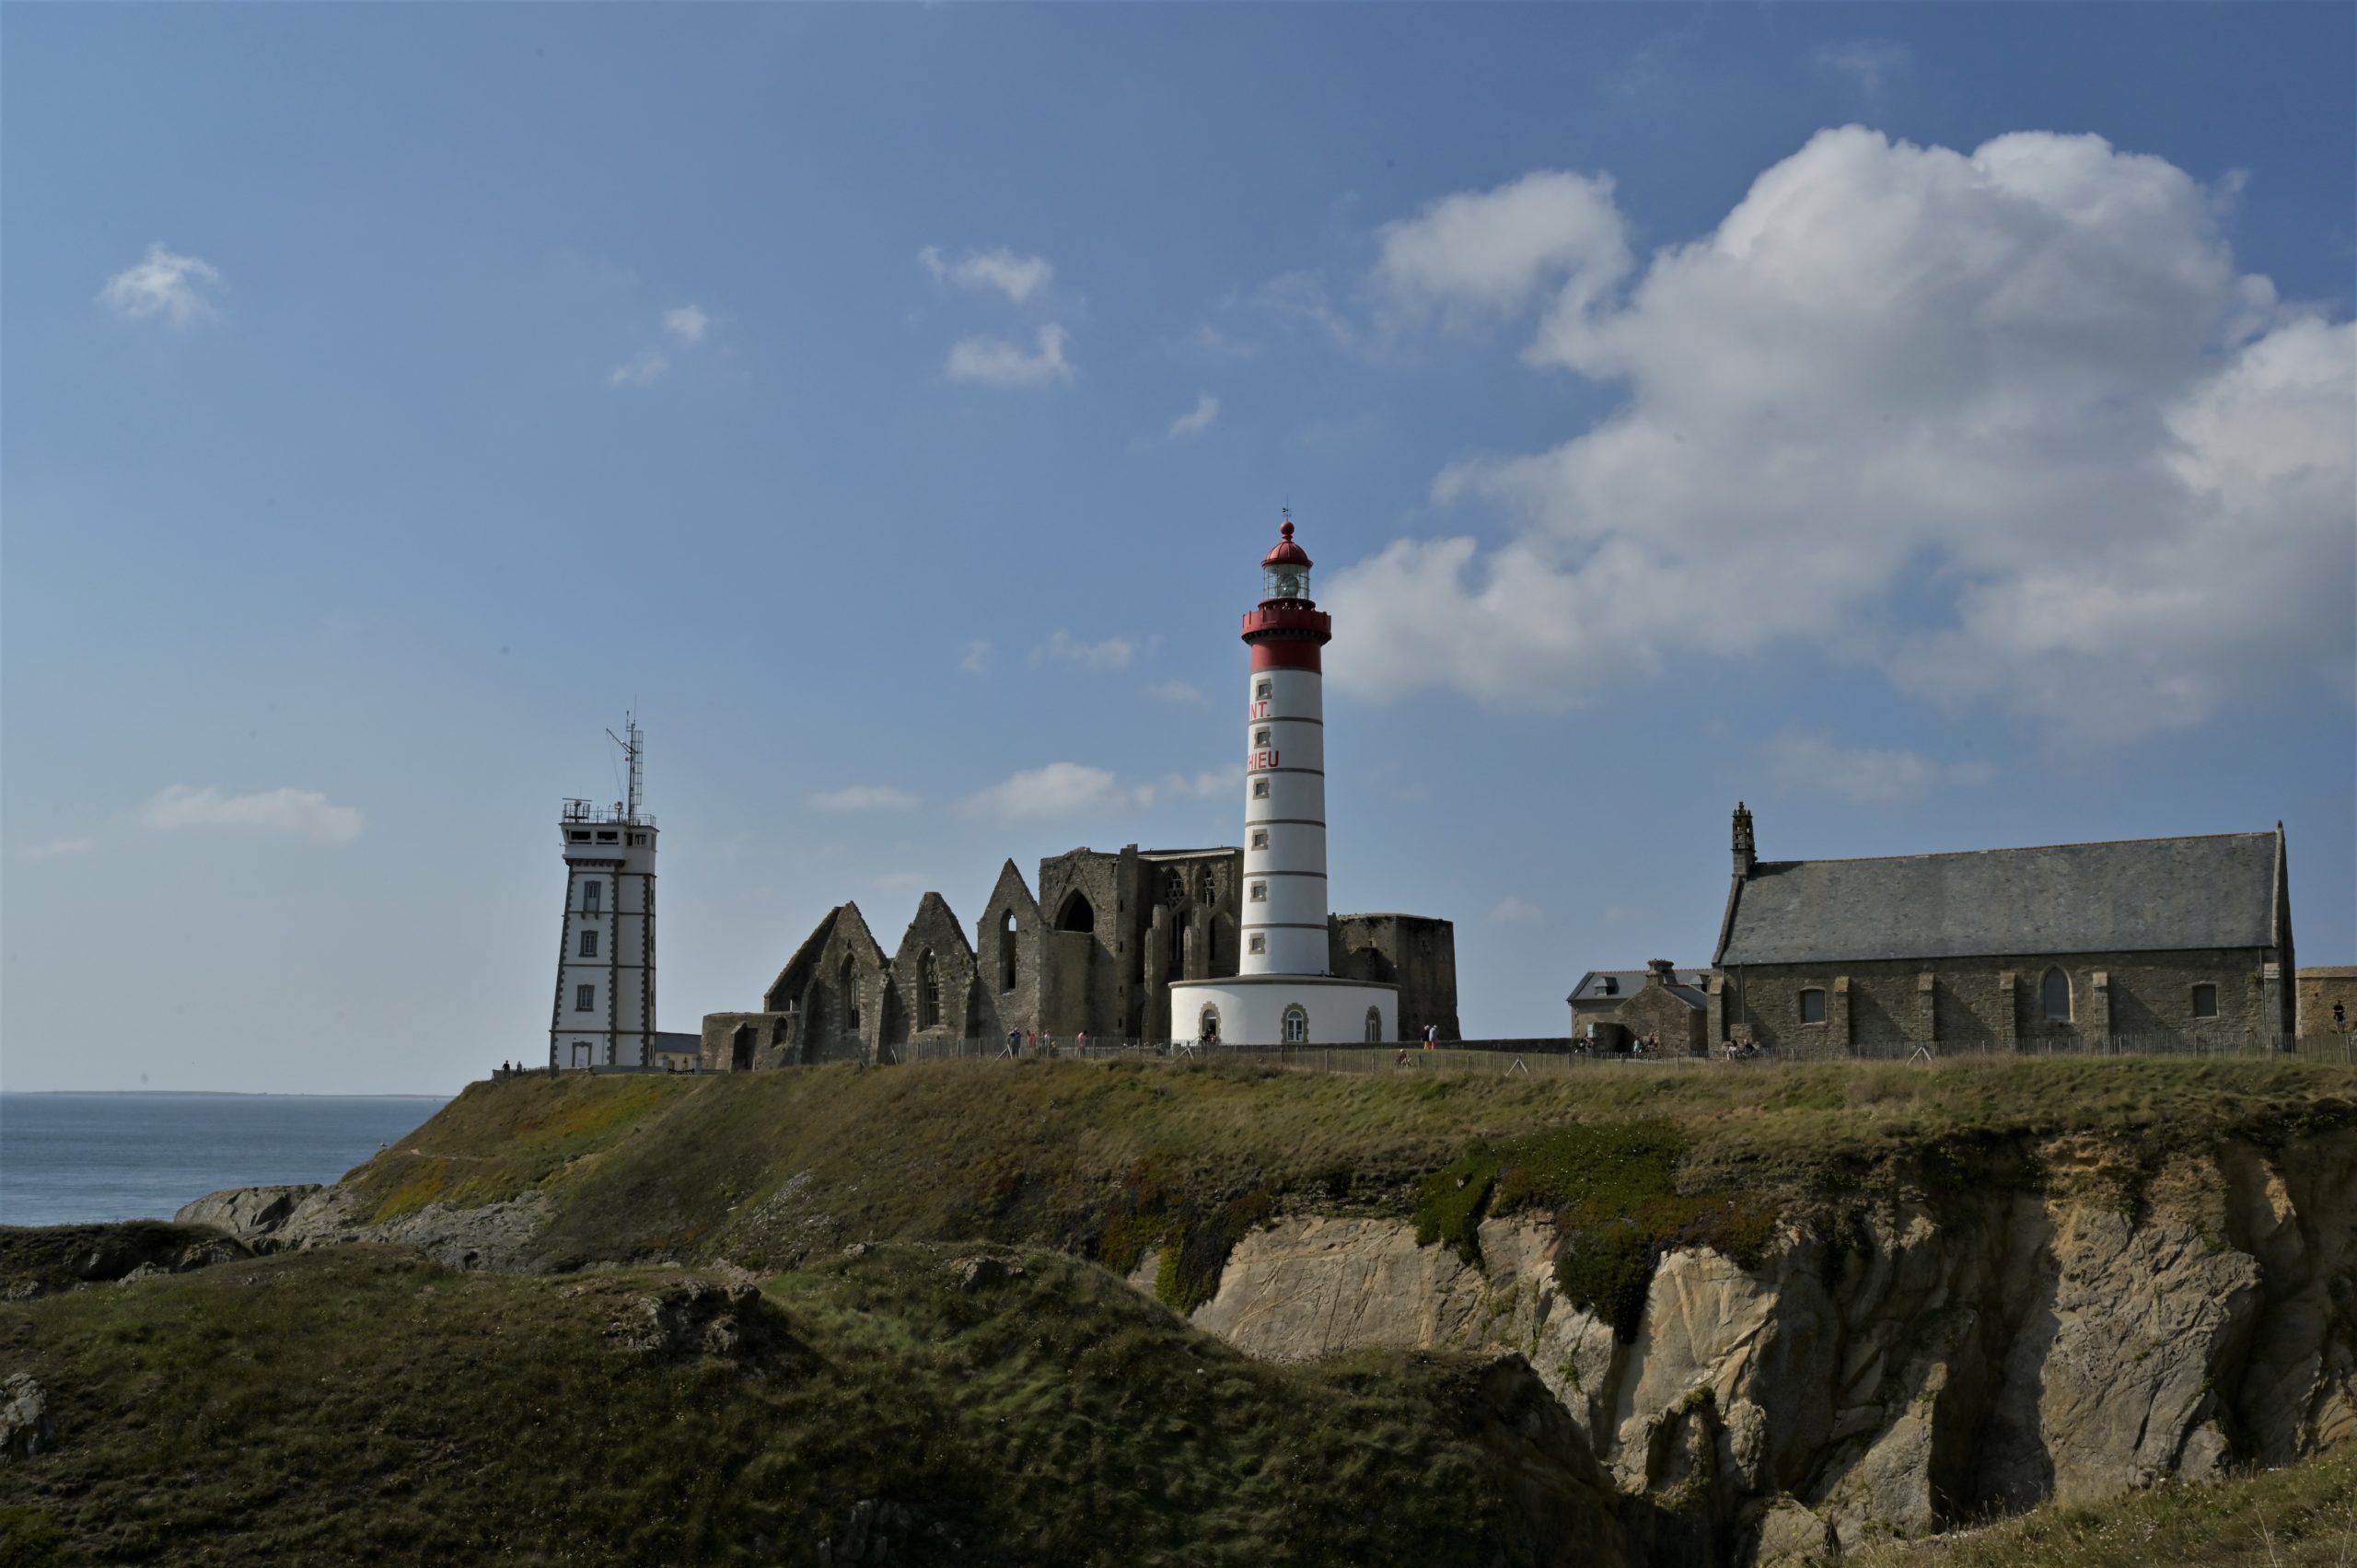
[1167, 394, 1221, 439]
[1378, 170, 1630, 328]
[143, 786, 363, 842]
[1325, 128, 2357, 745]
[99, 243, 226, 328]
[1761, 733, 1995, 805]
[663, 305, 711, 344]
[946, 323, 1074, 388]
[808, 784, 922, 812]
[959, 762, 1150, 821]
[919, 245, 1054, 305]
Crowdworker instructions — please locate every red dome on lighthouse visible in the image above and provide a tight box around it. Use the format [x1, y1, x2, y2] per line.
[1261, 518, 1312, 569]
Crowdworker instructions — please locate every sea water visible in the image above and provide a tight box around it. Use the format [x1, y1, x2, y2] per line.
[0, 1092, 451, 1227]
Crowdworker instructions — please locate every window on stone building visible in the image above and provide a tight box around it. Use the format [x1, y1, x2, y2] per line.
[1056, 890, 1096, 934]
[1199, 866, 1214, 901]
[1282, 1005, 1308, 1043]
[1250, 829, 1268, 851]
[1252, 778, 1270, 799]
[575, 983, 595, 1012]
[1164, 870, 1185, 906]
[1800, 988, 1826, 1024]
[999, 911, 1017, 992]
[579, 930, 599, 958]
[581, 881, 601, 914]
[842, 957, 860, 1032]
[2192, 983, 2219, 1019]
[2043, 968, 2072, 1022]
[1249, 883, 1267, 902]
[1248, 933, 1266, 955]
[1365, 1007, 1383, 1043]
[919, 950, 941, 1030]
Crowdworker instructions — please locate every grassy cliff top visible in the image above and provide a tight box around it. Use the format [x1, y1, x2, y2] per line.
[0, 1244, 1598, 1567]
[337, 1055, 2355, 1276]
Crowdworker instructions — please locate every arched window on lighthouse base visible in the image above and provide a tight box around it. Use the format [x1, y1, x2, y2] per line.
[1282, 1005, 1308, 1044]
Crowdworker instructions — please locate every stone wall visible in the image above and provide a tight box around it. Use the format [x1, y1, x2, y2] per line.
[889, 892, 983, 1048]
[975, 860, 1041, 1045]
[1613, 977, 1707, 1055]
[1331, 913, 1459, 1041]
[2298, 967, 2357, 1037]
[1713, 947, 2284, 1051]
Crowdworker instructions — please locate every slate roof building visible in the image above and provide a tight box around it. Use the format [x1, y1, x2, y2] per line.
[1568, 964, 1712, 1053]
[1707, 804, 2296, 1051]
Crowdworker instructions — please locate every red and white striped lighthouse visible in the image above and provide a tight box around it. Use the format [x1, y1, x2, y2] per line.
[1170, 513, 1399, 1047]
[1239, 517, 1331, 976]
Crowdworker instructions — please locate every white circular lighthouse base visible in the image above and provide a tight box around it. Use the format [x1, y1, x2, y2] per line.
[1169, 976, 1399, 1048]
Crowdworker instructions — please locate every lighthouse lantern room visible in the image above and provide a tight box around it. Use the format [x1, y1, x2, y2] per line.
[1170, 515, 1399, 1047]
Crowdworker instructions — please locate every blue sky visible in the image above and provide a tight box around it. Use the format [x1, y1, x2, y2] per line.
[5, 5, 2351, 1093]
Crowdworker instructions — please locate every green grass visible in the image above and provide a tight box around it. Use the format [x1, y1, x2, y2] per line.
[0, 1243, 1577, 1566]
[1848, 1445, 2357, 1567]
[331, 1056, 2355, 1304]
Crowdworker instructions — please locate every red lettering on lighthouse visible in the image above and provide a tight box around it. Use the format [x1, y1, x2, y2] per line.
[1249, 749, 1280, 770]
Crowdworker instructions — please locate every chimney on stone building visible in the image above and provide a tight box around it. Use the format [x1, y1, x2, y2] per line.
[1645, 958, 1676, 987]
[1733, 801, 1756, 880]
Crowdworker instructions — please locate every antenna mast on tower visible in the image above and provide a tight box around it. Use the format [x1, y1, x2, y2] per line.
[607, 714, 644, 822]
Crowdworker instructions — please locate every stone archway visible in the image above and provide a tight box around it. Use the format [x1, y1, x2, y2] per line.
[730, 1024, 756, 1073]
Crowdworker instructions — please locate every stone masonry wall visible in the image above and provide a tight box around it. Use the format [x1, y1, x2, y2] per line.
[2298, 967, 2357, 1038]
[1719, 946, 2281, 1051]
[1331, 913, 1460, 1042]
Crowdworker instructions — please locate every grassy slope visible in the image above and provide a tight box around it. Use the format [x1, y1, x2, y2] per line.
[0, 1245, 1557, 1567]
[340, 1057, 2357, 1284]
[1848, 1444, 2357, 1567]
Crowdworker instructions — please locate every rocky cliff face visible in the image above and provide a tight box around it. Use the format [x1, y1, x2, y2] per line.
[1188, 1130, 2357, 1564]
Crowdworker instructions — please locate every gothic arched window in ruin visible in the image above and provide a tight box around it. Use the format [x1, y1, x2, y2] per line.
[999, 910, 1017, 993]
[842, 956, 861, 1033]
[2042, 967, 2072, 1022]
[1056, 889, 1096, 934]
[918, 949, 941, 1031]
[1364, 1007, 1382, 1043]
[1198, 866, 1215, 902]
[1163, 870, 1185, 907]
[1282, 1005, 1309, 1043]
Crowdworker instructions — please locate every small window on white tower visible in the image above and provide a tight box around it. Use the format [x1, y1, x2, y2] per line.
[1252, 778, 1270, 799]
[582, 882, 602, 914]
[1249, 883, 1267, 902]
[1248, 933, 1267, 955]
[1250, 829, 1269, 851]
[575, 983, 596, 1012]
[1256, 679, 1271, 702]
[1282, 1005, 1308, 1043]
[579, 930, 599, 958]
[1254, 728, 1271, 748]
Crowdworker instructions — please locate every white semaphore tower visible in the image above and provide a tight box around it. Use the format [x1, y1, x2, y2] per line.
[550, 716, 658, 1069]
[1170, 514, 1398, 1047]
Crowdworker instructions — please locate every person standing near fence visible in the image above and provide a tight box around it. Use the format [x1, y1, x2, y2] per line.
[1423, 1023, 1436, 1051]
[1075, 1028, 1088, 1056]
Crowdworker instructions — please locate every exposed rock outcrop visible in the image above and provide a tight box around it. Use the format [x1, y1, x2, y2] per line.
[1187, 1131, 2357, 1562]
[0, 1375, 52, 1465]
[174, 1184, 322, 1246]
[179, 1183, 554, 1272]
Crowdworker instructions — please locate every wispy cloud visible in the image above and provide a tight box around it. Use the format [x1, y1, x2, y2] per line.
[961, 640, 991, 674]
[959, 762, 1149, 821]
[608, 350, 669, 387]
[919, 245, 1053, 306]
[1036, 630, 1133, 669]
[946, 324, 1074, 388]
[1814, 40, 1911, 100]
[1486, 895, 1548, 925]
[144, 785, 363, 842]
[99, 243, 226, 329]
[1761, 733, 1995, 805]
[1192, 323, 1260, 358]
[1156, 767, 1238, 801]
[663, 304, 711, 344]
[17, 837, 95, 860]
[1167, 394, 1220, 439]
[1147, 679, 1202, 703]
[808, 784, 922, 813]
